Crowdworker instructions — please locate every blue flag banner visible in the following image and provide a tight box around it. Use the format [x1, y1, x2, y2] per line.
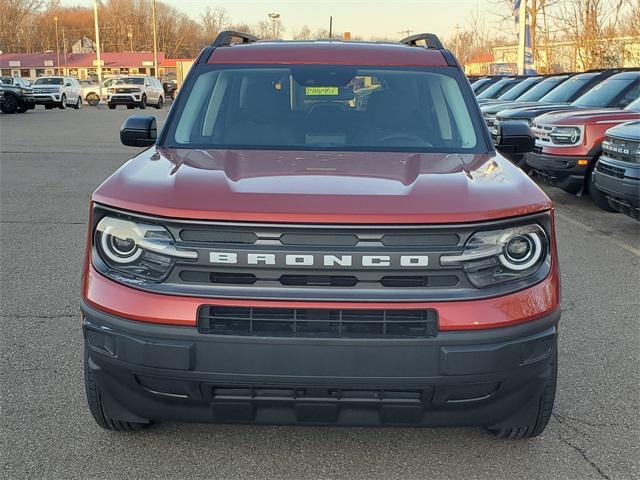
[514, 0, 537, 75]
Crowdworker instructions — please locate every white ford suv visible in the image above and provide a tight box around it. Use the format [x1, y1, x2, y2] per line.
[107, 76, 164, 110]
[32, 76, 82, 109]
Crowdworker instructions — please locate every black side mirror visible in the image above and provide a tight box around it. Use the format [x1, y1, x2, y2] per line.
[120, 115, 157, 147]
[495, 120, 535, 154]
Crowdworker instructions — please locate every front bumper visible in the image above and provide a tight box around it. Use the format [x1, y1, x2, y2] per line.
[33, 94, 61, 105]
[526, 151, 591, 193]
[108, 94, 142, 106]
[593, 159, 640, 219]
[83, 300, 559, 427]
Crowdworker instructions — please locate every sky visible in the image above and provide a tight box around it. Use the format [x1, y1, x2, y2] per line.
[59, 0, 508, 41]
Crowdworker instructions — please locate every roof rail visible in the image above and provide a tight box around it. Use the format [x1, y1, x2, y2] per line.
[400, 33, 444, 50]
[211, 31, 259, 48]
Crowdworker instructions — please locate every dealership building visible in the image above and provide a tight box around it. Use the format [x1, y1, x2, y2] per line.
[0, 51, 191, 80]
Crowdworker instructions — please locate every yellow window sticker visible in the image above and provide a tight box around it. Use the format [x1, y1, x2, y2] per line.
[305, 86, 339, 96]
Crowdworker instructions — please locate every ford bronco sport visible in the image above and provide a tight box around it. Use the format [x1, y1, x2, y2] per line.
[82, 32, 560, 438]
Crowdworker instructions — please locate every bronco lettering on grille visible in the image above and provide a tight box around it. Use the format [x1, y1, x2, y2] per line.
[208, 252, 429, 268]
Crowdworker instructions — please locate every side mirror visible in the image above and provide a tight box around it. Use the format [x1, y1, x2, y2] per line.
[494, 120, 535, 154]
[65, 82, 72, 87]
[120, 115, 157, 147]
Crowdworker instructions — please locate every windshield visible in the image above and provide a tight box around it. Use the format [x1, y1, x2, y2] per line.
[539, 74, 596, 103]
[117, 77, 144, 85]
[34, 77, 63, 85]
[477, 78, 518, 99]
[497, 77, 540, 101]
[167, 65, 482, 153]
[518, 76, 568, 102]
[572, 77, 639, 107]
[624, 98, 640, 112]
[1, 77, 13, 85]
[471, 77, 493, 92]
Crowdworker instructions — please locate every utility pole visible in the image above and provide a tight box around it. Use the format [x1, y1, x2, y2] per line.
[268, 13, 280, 39]
[54, 16, 61, 75]
[92, 0, 103, 102]
[454, 24, 461, 58]
[127, 24, 133, 53]
[329, 16, 333, 38]
[62, 27, 68, 75]
[152, 0, 159, 78]
[398, 30, 413, 38]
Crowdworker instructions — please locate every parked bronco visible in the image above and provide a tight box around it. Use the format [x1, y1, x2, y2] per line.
[593, 121, 640, 219]
[0, 76, 35, 114]
[82, 32, 560, 438]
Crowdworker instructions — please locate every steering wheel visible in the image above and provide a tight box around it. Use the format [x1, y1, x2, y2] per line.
[379, 133, 433, 146]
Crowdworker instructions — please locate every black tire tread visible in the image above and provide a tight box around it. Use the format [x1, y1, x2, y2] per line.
[84, 348, 150, 432]
[488, 342, 557, 439]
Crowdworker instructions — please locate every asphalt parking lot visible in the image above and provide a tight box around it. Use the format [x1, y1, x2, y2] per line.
[1, 106, 639, 480]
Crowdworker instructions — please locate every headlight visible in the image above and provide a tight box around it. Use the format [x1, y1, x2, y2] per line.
[441, 224, 549, 288]
[549, 126, 582, 145]
[107, 87, 114, 93]
[94, 216, 196, 282]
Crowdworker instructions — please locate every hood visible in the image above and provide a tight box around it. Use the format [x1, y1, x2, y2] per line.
[497, 103, 575, 120]
[606, 120, 640, 140]
[93, 148, 551, 224]
[535, 108, 640, 126]
[481, 101, 539, 115]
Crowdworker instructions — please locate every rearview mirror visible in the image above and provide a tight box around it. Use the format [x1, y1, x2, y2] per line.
[494, 120, 535, 154]
[120, 115, 157, 147]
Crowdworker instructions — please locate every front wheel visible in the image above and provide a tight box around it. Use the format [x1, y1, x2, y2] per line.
[108, 104, 116, 110]
[86, 93, 100, 106]
[58, 94, 67, 109]
[139, 94, 147, 109]
[589, 168, 617, 212]
[486, 341, 557, 439]
[84, 347, 152, 431]
[1, 96, 18, 114]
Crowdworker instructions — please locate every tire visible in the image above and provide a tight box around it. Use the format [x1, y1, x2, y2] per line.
[59, 94, 66, 109]
[1, 95, 18, 114]
[73, 96, 82, 110]
[86, 93, 100, 106]
[140, 94, 147, 109]
[154, 95, 163, 109]
[84, 347, 151, 432]
[108, 104, 116, 110]
[589, 167, 617, 212]
[17, 104, 28, 113]
[486, 340, 557, 439]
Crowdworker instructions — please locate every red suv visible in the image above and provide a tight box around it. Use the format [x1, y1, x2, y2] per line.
[82, 32, 560, 438]
[527, 96, 640, 206]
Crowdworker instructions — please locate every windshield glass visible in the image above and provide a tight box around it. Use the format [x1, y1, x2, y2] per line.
[572, 77, 638, 107]
[624, 98, 640, 112]
[471, 78, 492, 92]
[117, 77, 144, 85]
[539, 74, 596, 103]
[34, 78, 63, 85]
[167, 66, 481, 153]
[0, 77, 13, 85]
[497, 77, 540, 101]
[477, 78, 518, 99]
[518, 76, 568, 102]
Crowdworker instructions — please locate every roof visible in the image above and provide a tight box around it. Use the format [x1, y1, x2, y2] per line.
[208, 41, 448, 67]
[0, 52, 166, 69]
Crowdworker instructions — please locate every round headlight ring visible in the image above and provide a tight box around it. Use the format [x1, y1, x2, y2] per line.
[100, 230, 143, 264]
[498, 232, 542, 271]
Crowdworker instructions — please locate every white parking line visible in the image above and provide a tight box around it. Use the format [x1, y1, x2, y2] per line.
[555, 212, 640, 257]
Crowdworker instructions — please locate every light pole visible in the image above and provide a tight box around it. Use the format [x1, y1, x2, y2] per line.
[268, 13, 280, 39]
[92, 0, 103, 102]
[54, 16, 61, 75]
[152, 0, 158, 78]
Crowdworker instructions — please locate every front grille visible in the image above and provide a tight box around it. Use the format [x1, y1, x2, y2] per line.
[602, 137, 640, 164]
[198, 306, 438, 338]
[116, 87, 139, 93]
[597, 162, 625, 179]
